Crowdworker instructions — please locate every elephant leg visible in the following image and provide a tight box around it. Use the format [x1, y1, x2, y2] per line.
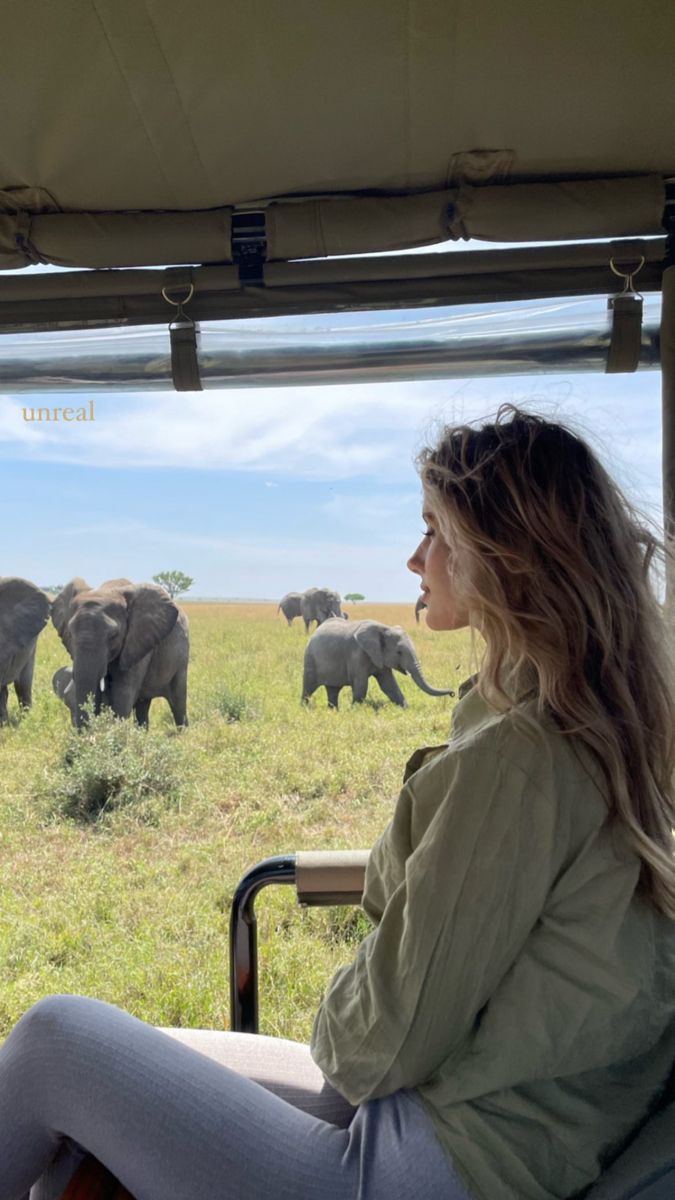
[376, 668, 407, 707]
[14, 646, 37, 711]
[325, 686, 341, 709]
[351, 674, 369, 704]
[302, 662, 318, 704]
[134, 699, 151, 728]
[0, 683, 8, 724]
[108, 692, 135, 720]
[167, 673, 188, 729]
[107, 668, 146, 720]
[14, 665, 33, 711]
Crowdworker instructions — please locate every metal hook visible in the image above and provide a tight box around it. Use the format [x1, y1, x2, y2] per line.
[609, 255, 645, 298]
[161, 283, 195, 326]
[606, 255, 644, 374]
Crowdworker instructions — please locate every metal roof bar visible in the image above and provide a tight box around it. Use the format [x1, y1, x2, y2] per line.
[0, 238, 665, 334]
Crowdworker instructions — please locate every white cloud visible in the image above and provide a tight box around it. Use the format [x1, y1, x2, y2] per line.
[1, 369, 663, 515]
[0, 382, 442, 476]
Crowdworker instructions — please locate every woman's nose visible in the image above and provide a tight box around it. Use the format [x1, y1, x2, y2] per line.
[407, 541, 425, 575]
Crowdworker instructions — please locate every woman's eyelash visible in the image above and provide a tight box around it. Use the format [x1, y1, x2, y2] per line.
[422, 528, 434, 537]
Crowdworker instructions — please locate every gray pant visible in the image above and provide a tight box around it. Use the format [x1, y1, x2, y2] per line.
[0, 994, 471, 1200]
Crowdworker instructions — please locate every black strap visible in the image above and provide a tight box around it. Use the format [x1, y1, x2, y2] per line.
[169, 318, 202, 391]
[162, 269, 202, 391]
[606, 292, 643, 373]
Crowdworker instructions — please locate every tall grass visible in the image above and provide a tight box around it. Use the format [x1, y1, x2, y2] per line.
[0, 602, 473, 1040]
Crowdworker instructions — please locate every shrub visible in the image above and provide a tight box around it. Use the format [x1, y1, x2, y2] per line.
[211, 684, 260, 723]
[46, 707, 184, 824]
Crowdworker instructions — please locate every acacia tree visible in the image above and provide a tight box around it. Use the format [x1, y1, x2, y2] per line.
[344, 592, 365, 602]
[152, 570, 194, 599]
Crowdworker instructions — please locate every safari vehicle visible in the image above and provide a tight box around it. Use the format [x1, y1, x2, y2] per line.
[2, 2, 675, 1196]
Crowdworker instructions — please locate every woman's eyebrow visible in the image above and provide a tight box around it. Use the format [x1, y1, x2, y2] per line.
[422, 510, 434, 522]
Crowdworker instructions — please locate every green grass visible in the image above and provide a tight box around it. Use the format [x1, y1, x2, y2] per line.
[0, 602, 475, 1040]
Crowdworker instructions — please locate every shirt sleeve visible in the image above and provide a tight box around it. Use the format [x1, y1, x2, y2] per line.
[310, 728, 560, 1104]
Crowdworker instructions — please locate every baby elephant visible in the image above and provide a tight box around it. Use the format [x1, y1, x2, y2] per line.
[302, 618, 455, 709]
[52, 664, 173, 730]
[52, 665, 78, 721]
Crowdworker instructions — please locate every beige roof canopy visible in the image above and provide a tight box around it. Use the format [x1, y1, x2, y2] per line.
[1, 1, 675, 271]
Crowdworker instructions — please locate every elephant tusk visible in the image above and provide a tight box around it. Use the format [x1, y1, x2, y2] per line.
[99, 677, 106, 692]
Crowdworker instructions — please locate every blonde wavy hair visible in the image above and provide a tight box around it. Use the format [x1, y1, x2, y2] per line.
[418, 404, 675, 918]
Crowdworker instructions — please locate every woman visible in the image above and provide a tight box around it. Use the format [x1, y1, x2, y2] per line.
[3, 406, 675, 1200]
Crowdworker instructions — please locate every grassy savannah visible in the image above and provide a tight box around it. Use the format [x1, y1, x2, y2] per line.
[0, 602, 474, 1041]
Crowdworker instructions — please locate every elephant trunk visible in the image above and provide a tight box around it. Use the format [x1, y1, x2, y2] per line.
[407, 654, 455, 698]
[73, 648, 109, 727]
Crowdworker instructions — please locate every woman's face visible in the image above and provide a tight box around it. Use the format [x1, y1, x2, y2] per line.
[407, 508, 470, 631]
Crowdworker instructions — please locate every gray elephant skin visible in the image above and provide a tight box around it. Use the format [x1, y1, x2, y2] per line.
[0, 577, 51, 724]
[52, 577, 189, 729]
[300, 587, 345, 632]
[52, 665, 77, 720]
[414, 595, 427, 623]
[302, 617, 455, 708]
[277, 592, 303, 626]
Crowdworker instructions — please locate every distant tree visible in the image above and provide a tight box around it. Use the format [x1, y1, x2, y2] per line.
[42, 584, 65, 595]
[344, 592, 365, 602]
[152, 570, 194, 599]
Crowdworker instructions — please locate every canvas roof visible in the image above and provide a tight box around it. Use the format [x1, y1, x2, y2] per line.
[1, 0, 674, 272]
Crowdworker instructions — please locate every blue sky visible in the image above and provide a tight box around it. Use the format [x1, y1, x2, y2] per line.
[0, 252, 664, 601]
[0, 369, 662, 601]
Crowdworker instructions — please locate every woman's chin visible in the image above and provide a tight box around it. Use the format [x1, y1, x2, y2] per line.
[424, 606, 470, 633]
[423, 607, 441, 630]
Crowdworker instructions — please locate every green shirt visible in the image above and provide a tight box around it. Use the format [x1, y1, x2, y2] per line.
[310, 686, 675, 1200]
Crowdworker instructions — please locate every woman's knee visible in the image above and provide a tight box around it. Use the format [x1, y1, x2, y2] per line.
[10, 994, 94, 1051]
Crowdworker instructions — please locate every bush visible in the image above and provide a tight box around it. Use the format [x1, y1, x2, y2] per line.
[211, 684, 260, 723]
[46, 708, 184, 824]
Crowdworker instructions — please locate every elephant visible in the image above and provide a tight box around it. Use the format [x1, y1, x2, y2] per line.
[414, 595, 427, 623]
[51, 577, 190, 729]
[53, 663, 165, 727]
[277, 592, 303, 626]
[302, 617, 455, 708]
[52, 665, 77, 720]
[300, 587, 345, 632]
[0, 577, 51, 724]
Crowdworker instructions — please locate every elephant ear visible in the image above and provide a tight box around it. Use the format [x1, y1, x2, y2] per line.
[354, 622, 387, 669]
[0, 577, 51, 669]
[118, 584, 179, 671]
[51, 578, 91, 655]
